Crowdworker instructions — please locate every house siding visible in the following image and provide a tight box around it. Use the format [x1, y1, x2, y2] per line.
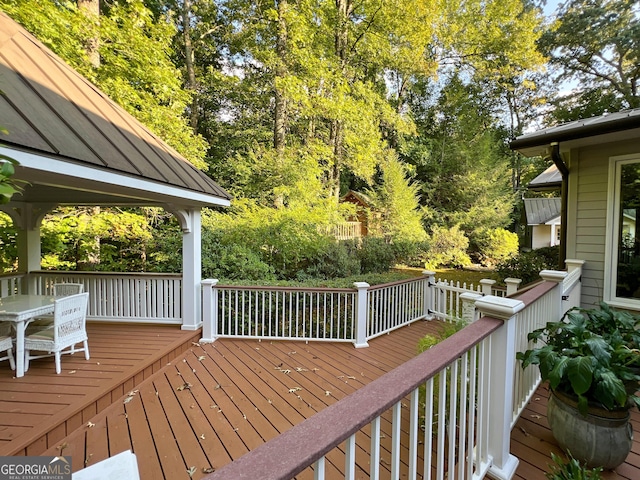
[567, 139, 640, 309]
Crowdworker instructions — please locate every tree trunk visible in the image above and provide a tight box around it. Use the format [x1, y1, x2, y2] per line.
[273, 0, 288, 155]
[329, 0, 353, 199]
[77, 0, 100, 68]
[182, 0, 199, 130]
[272, 0, 289, 208]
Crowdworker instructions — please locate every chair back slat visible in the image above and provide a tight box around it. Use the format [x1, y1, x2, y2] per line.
[52, 283, 84, 297]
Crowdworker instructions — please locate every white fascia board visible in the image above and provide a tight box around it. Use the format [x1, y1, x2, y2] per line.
[2, 147, 231, 207]
[544, 215, 561, 225]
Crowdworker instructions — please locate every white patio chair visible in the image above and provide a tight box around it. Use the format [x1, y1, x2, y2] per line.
[24, 292, 90, 374]
[28, 283, 85, 332]
[0, 322, 15, 370]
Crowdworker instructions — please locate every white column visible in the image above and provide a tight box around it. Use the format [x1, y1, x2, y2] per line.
[475, 295, 524, 480]
[180, 208, 202, 330]
[7, 203, 54, 293]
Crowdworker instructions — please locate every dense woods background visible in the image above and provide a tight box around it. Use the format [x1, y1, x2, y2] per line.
[1, 0, 638, 282]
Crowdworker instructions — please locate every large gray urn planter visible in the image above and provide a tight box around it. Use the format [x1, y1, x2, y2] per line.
[547, 390, 633, 470]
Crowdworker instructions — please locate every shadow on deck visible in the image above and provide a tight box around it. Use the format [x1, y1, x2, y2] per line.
[1, 320, 638, 480]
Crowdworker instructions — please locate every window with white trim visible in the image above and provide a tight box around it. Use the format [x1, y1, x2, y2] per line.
[606, 155, 640, 307]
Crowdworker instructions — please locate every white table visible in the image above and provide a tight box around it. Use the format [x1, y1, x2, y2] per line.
[0, 294, 56, 377]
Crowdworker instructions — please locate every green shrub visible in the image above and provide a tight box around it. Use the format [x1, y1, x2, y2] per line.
[495, 246, 560, 285]
[392, 239, 430, 268]
[424, 225, 471, 269]
[300, 240, 361, 280]
[212, 243, 275, 281]
[358, 236, 398, 274]
[472, 227, 518, 267]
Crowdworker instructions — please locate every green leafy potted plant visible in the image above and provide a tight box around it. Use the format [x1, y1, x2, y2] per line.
[517, 302, 640, 469]
[546, 452, 602, 480]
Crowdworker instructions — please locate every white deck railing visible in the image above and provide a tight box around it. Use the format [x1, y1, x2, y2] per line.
[203, 263, 583, 480]
[30, 271, 183, 324]
[202, 274, 473, 346]
[205, 283, 358, 343]
[0, 272, 25, 296]
[201, 273, 520, 347]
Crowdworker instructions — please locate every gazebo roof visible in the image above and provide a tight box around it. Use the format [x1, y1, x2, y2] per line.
[0, 12, 230, 208]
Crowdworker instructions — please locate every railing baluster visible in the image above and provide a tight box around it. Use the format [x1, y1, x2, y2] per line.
[370, 416, 381, 480]
[391, 401, 402, 480]
[314, 457, 325, 480]
[409, 388, 420, 480]
[345, 434, 356, 480]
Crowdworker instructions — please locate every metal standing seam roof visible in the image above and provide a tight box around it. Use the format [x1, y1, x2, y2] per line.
[523, 197, 561, 225]
[510, 108, 640, 152]
[0, 11, 230, 204]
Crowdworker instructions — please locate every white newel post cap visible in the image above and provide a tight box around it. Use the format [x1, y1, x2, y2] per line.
[475, 295, 525, 320]
[564, 259, 585, 272]
[539, 270, 568, 283]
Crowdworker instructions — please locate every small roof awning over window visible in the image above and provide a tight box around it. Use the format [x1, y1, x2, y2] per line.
[524, 197, 561, 225]
[0, 12, 230, 208]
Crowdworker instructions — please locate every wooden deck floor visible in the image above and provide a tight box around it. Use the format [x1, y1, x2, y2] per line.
[2, 319, 639, 480]
[0, 322, 200, 457]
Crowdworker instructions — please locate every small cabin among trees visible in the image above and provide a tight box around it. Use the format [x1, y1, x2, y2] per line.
[335, 190, 372, 240]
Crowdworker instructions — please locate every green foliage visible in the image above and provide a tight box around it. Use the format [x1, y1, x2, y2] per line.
[539, 0, 640, 117]
[472, 227, 519, 267]
[366, 152, 427, 243]
[546, 452, 603, 480]
[417, 319, 467, 354]
[356, 237, 398, 274]
[403, 75, 517, 236]
[299, 240, 361, 280]
[0, 212, 17, 271]
[495, 246, 560, 285]
[202, 202, 340, 280]
[425, 225, 471, 270]
[40, 207, 158, 272]
[517, 303, 640, 415]
[0, 154, 23, 204]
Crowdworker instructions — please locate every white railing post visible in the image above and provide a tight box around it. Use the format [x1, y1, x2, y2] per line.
[460, 292, 482, 323]
[539, 270, 568, 319]
[422, 270, 436, 319]
[353, 282, 370, 348]
[504, 278, 522, 296]
[474, 295, 524, 480]
[565, 258, 585, 274]
[563, 259, 585, 310]
[200, 279, 218, 343]
[480, 279, 496, 296]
